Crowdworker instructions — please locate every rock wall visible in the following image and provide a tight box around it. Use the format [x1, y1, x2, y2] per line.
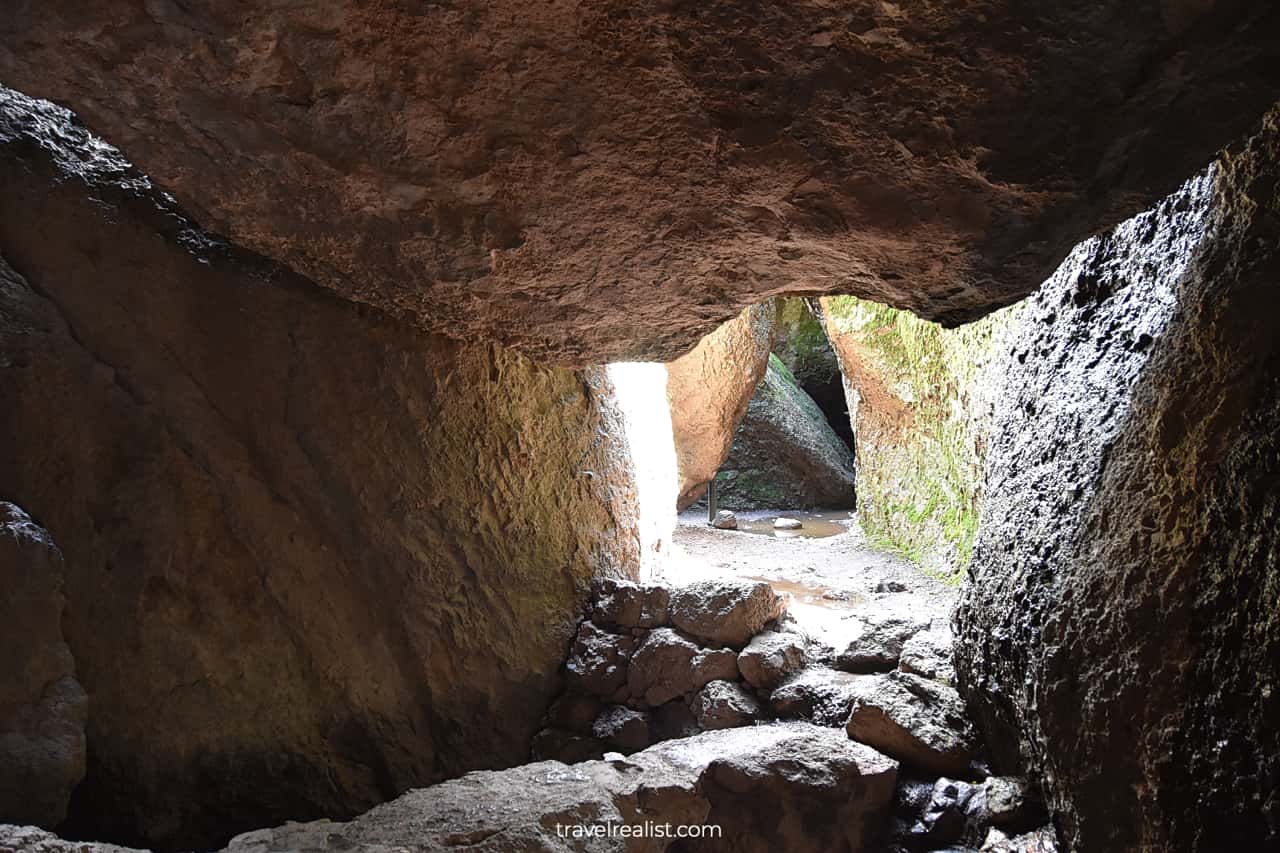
[771, 297, 853, 450]
[713, 356, 856, 510]
[0, 88, 640, 850]
[822, 296, 1018, 573]
[0, 503, 87, 829]
[3, 3, 1278, 362]
[666, 302, 775, 510]
[954, 110, 1280, 851]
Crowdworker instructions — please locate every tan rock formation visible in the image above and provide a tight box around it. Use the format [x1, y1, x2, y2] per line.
[666, 302, 775, 509]
[3, 3, 1278, 362]
[0, 89, 639, 849]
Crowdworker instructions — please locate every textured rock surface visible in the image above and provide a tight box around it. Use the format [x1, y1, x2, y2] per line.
[668, 579, 787, 649]
[771, 297, 853, 449]
[837, 608, 932, 672]
[667, 303, 776, 509]
[770, 667, 871, 727]
[845, 671, 978, 776]
[216, 722, 897, 853]
[737, 628, 809, 690]
[713, 357, 857, 509]
[898, 630, 956, 683]
[592, 578, 669, 630]
[4, 3, 1280, 363]
[564, 622, 636, 701]
[0, 88, 640, 849]
[955, 110, 1280, 850]
[625, 629, 738, 707]
[691, 680, 763, 731]
[591, 706, 651, 754]
[0, 504, 87, 829]
[0, 825, 143, 853]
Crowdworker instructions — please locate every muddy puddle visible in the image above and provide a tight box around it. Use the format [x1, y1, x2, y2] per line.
[733, 510, 852, 539]
[743, 575, 863, 609]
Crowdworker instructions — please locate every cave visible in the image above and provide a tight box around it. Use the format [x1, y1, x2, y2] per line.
[2, 5, 1279, 853]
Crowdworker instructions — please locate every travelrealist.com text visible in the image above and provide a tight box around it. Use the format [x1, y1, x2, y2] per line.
[554, 821, 723, 839]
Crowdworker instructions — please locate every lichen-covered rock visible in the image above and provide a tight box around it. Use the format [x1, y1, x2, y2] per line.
[667, 303, 776, 508]
[0, 88, 640, 850]
[592, 578, 669, 630]
[837, 609, 932, 672]
[954, 110, 1280, 851]
[5, 3, 1278, 363]
[216, 723, 898, 853]
[691, 680, 763, 731]
[737, 628, 809, 690]
[0, 503, 87, 829]
[770, 667, 871, 727]
[713, 356, 857, 509]
[625, 628, 738, 707]
[845, 671, 977, 776]
[591, 705, 651, 754]
[668, 579, 786, 649]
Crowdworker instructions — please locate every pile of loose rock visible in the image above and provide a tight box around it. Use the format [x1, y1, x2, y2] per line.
[534, 576, 1057, 852]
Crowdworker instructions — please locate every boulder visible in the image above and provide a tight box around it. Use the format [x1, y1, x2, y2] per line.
[770, 667, 871, 726]
[954, 113, 1280, 850]
[692, 680, 763, 730]
[0, 504, 87, 829]
[978, 776, 1047, 833]
[845, 671, 978, 776]
[626, 628, 738, 706]
[713, 357, 857, 510]
[216, 723, 898, 853]
[667, 302, 777, 508]
[711, 510, 738, 530]
[0, 826, 143, 853]
[592, 578, 669, 629]
[838, 608, 932, 672]
[774, 516, 803, 530]
[980, 826, 1061, 852]
[591, 706, 651, 754]
[899, 629, 956, 683]
[738, 629, 809, 690]
[914, 777, 981, 846]
[564, 621, 636, 701]
[668, 579, 787, 649]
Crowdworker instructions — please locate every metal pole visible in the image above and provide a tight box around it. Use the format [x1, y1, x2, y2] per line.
[707, 479, 718, 524]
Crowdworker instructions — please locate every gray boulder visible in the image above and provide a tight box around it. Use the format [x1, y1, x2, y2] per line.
[564, 621, 635, 701]
[899, 629, 956, 683]
[837, 608, 931, 672]
[592, 578, 669, 629]
[711, 510, 738, 530]
[738, 628, 808, 689]
[770, 667, 872, 725]
[692, 680, 763, 730]
[626, 628, 738, 706]
[591, 705, 651, 753]
[845, 671, 978, 776]
[668, 579, 786, 649]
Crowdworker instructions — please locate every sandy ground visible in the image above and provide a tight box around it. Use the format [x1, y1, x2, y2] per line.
[659, 508, 957, 650]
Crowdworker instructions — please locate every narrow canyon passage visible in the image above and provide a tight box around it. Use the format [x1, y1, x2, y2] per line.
[3, 5, 1280, 853]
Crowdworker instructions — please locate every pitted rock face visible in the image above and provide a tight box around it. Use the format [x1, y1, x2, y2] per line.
[844, 671, 978, 777]
[3, 4, 1279, 363]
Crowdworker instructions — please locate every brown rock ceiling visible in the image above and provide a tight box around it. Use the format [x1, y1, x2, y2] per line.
[3, 2, 1278, 363]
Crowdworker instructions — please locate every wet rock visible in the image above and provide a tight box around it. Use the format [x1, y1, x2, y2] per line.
[692, 680, 763, 730]
[591, 706, 651, 754]
[651, 700, 700, 743]
[899, 629, 956, 683]
[838, 609, 932, 672]
[218, 723, 898, 853]
[955, 113, 1280, 851]
[626, 628, 738, 706]
[668, 579, 787, 649]
[774, 516, 803, 529]
[592, 578, 669, 629]
[668, 302, 777, 508]
[530, 728, 606, 765]
[980, 826, 1060, 852]
[711, 509, 738, 530]
[565, 621, 636, 701]
[737, 628, 809, 689]
[545, 692, 603, 734]
[713, 358, 857, 510]
[770, 667, 871, 726]
[845, 671, 978, 776]
[0, 503, 87, 829]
